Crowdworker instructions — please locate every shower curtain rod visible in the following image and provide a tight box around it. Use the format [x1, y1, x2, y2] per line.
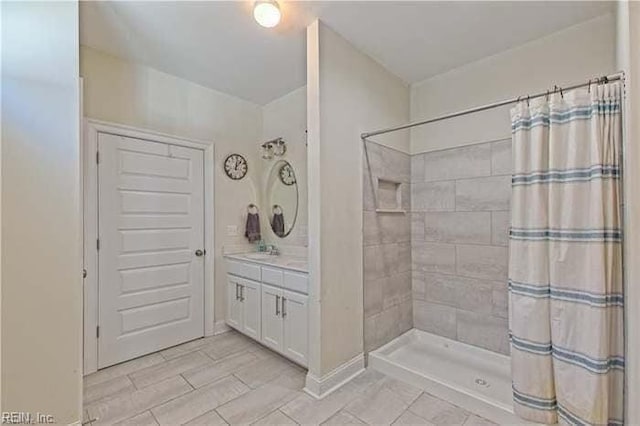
[361, 71, 625, 139]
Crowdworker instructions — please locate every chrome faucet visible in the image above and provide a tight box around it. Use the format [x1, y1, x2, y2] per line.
[267, 244, 280, 256]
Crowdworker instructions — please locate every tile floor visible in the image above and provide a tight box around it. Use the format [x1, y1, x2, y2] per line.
[83, 330, 496, 425]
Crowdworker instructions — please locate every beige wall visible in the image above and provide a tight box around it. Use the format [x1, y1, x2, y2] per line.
[306, 22, 322, 376]
[261, 86, 308, 252]
[80, 46, 263, 325]
[628, 4, 640, 421]
[308, 20, 409, 376]
[617, 1, 640, 423]
[1, 1, 82, 422]
[0, 1, 3, 410]
[410, 14, 616, 153]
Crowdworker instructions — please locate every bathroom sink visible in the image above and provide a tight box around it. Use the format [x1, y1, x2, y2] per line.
[283, 260, 307, 269]
[243, 253, 274, 260]
[227, 253, 308, 273]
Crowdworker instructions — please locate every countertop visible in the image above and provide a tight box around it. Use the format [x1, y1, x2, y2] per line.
[224, 252, 309, 273]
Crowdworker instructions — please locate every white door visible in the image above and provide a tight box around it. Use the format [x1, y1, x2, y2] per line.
[261, 284, 283, 352]
[240, 278, 261, 340]
[283, 290, 308, 366]
[227, 276, 243, 330]
[98, 133, 205, 368]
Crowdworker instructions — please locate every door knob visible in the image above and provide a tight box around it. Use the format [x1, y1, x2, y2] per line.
[195, 249, 205, 257]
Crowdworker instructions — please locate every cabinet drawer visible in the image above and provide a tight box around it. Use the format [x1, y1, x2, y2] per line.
[227, 260, 261, 281]
[283, 271, 308, 294]
[261, 267, 283, 287]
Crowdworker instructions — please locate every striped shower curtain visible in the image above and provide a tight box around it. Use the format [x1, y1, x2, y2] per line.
[509, 82, 624, 425]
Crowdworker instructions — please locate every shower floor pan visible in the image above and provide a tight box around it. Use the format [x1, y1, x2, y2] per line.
[369, 329, 526, 424]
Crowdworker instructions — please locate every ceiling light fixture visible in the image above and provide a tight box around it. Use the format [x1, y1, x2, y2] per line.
[254, 0, 281, 28]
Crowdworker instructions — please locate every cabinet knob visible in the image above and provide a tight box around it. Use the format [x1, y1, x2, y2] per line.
[195, 249, 205, 257]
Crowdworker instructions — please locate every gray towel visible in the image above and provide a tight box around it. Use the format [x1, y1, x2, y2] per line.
[272, 213, 285, 237]
[245, 213, 261, 242]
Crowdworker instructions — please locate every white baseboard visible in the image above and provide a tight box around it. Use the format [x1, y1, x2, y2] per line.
[303, 353, 365, 399]
[213, 321, 231, 335]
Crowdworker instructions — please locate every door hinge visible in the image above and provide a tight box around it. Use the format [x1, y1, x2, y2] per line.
[97, 238, 100, 251]
[96, 151, 100, 164]
[83, 269, 87, 279]
[96, 326, 100, 338]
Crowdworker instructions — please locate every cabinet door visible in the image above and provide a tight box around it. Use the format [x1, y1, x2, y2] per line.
[282, 290, 308, 367]
[261, 284, 283, 352]
[240, 278, 261, 340]
[226, 276, 243, 330]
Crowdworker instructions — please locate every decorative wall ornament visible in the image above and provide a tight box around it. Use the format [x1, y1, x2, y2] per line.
[224, 153, 248, 180]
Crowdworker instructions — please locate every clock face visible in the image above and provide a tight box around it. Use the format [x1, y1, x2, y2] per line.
[224, 154, 248, 180]
[279, 163, 296, 185]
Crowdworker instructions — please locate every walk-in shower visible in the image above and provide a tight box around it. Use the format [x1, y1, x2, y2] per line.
[362, 72, 626, 424]
[363, 137, 515, 423]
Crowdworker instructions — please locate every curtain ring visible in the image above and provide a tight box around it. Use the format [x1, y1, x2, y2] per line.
[560, 87, 564, 99]
[526, 95, 530, 107]
[588, 79, 592, 93]
[545, 89, 550, 102]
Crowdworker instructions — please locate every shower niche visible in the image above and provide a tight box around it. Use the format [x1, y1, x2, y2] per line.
[375, 177, 405, 213]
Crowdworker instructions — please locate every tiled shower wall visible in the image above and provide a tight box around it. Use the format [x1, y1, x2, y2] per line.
[363, 142, 413, 352]
[411, 140, 512, 354]
[363, 139, 512, 354]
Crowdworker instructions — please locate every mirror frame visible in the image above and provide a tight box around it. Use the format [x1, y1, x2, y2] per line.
[266, 159, 299, 239]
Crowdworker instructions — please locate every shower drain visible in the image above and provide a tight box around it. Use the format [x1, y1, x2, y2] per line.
[475, 378, 489, 387]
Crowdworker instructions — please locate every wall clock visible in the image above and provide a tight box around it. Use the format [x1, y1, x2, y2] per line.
[279, 163, 296, 185]
[224, 154, 248, 180]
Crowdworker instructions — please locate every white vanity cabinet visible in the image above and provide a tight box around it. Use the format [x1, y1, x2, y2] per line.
[226, 275, 261, 340]
[261, 283, 284, 352]
[281, 289, 308, 366]
[259, 284, 309, 366]
[225, 256, 308, 367]
[226, 277, 243, 330]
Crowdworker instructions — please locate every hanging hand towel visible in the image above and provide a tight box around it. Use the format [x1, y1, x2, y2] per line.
[245, 212, 261, 242]
[271, 212, 285, 237]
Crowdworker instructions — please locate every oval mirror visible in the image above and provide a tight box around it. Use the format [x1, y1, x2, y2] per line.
[266, 160, 298, 238]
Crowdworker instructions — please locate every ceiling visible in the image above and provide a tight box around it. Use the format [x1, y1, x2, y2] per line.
[80, 1, 614, 105]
